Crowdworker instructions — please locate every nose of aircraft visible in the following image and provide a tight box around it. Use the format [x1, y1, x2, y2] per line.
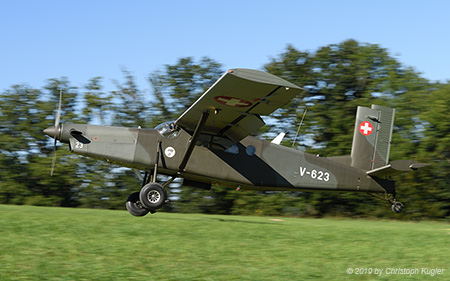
[43, 126, 59, 139]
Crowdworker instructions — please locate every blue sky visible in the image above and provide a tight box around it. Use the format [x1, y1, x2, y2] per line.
[1, 0, 449, 94]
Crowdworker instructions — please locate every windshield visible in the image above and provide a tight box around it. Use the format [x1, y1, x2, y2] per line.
[155, 121, 180, 138]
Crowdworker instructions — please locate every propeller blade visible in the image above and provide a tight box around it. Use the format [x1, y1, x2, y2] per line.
[50, 144, 57, 176]
[55, 89, 62, 128]
[50, 90, 63, 176]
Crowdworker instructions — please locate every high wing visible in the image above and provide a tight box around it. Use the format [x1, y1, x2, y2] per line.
[175, 69, 303, 143]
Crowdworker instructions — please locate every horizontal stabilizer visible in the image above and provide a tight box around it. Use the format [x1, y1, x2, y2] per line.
[367, 160, 431, 178]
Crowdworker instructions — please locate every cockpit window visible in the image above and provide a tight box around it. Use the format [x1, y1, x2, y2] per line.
[155, 121, 180, 139]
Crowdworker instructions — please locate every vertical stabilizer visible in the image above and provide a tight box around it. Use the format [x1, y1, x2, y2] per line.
[350, 105, 395, 171]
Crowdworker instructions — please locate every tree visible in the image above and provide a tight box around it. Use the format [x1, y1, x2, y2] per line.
[260, 40, 432, 217]
[111, 68, 150, 128]
[407, 83, 450, 219]
[0, 80, 81, 206]
[148, 57, 224, 126]
[1, 43, 447, 220]
[81, 77, 113, 124]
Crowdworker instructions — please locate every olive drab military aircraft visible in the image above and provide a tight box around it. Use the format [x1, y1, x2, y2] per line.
[44, 69, 429, 216]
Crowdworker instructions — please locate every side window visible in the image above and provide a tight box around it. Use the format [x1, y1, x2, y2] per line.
[155, 121, 180, 139]
[224, 144, 239, 154]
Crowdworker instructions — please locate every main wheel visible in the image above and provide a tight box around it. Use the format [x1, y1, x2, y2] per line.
[391, 202, 403, 213]
[126, 192, 150, 217]
[139, 183, 167, 211]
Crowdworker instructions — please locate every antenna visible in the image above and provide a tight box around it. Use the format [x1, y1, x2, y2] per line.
[291, 108, 307, 148]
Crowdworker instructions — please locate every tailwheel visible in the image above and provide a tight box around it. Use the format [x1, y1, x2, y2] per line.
[126, 192, 150, 217]
[139, 182, 168, 212]
[368, 192, 404, 214]
[391, 202, 404, 213]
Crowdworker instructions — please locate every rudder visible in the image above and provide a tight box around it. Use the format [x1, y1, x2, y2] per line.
[350, 104, 395, 171]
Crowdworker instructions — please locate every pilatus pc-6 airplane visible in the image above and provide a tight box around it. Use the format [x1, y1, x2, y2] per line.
[44, 69, 429, 216]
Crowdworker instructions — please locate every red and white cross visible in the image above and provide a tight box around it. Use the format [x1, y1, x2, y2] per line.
[359, 121, 373, 136]
[214, 96, 253, 107]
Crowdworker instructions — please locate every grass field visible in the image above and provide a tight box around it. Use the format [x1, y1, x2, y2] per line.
[0, 205, 448, 280]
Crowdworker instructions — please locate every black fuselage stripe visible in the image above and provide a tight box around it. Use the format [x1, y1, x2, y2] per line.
[211, 143, 293, 187]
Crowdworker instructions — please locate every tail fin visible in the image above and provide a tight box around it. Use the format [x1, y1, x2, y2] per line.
[350, 104, 395, 171]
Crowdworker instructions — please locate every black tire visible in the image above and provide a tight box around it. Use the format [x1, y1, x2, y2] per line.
[126, 192, 150, 217]
[391, 202, 403, 213]
[139, 183, 167, 210]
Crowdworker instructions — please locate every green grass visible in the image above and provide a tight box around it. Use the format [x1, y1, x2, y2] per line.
[0, 205, 448, 280]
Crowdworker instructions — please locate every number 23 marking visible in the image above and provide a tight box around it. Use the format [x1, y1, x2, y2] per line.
[75, 141, 83, 149]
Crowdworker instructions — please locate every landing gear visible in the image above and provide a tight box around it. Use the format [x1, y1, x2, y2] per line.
[126, 112, 209, 217]
[126, 169, 171, 216]
[368, 192, 404, 213]
[125, 183, 168, 217]
[388, 191, 403, 213]
[391, 201, 404, 213]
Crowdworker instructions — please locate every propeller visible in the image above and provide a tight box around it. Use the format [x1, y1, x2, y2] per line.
[44, 90, 63, 176]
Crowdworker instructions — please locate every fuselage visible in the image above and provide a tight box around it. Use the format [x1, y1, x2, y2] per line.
[57, 123, 388, 194]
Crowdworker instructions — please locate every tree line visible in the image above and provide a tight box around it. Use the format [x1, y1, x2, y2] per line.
[1, 40, 449, 220]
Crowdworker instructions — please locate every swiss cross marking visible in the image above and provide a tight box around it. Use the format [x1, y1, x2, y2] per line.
[359, 121, 373, 136]
[214, 96, 253, 107]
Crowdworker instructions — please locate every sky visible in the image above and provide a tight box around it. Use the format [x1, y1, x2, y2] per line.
[1, 0, 449, 95]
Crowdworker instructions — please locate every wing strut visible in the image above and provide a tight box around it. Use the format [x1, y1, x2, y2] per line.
[178, 111, 210, 173]
[150, 112, 210, 189]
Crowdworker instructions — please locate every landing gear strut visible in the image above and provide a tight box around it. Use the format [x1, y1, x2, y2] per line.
[388, 191, 403, 213]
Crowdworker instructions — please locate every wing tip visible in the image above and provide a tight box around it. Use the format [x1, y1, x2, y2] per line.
[227, 68, 302, 90]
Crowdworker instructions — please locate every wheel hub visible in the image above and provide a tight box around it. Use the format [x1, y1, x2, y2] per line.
[148, 190, 161, 203]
